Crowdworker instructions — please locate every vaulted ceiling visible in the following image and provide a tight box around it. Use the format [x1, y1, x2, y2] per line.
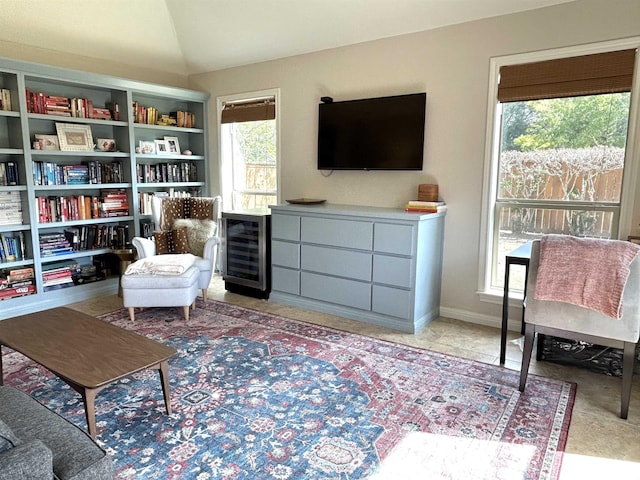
[0, 0, 576, 76]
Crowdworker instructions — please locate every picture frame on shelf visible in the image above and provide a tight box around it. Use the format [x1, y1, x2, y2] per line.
[164, 136, 180, 154]
[139, 140, 156, 154]
[35, 134, 60, 150]
[55, 123, 94, 152]
[97, 138, 116, 152]
[155, 139, 170, 155]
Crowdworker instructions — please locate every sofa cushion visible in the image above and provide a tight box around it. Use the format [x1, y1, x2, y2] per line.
[0, 386, 113, 480]
[154, 227, 189, 254]
[173, 218, 217, 257]
[0, 439, 53, 480]
[0, 419, 20, 454]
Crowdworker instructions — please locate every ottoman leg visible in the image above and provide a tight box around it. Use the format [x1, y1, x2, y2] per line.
[128, 307, 135, 322]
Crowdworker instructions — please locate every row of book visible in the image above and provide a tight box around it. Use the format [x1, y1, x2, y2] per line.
[37, 190, 129, 223]
[0, 191, 24, 226]
[65, 224, 129, 251]
[0, 88, 11, 111]
[404, 200, 448, 213]
[25, 89, 117, 120]
[39, 223, 129, 257]
[136, 162, 198, 184]
[0, 259, 109, 299]
[138, 189, 202, 215]
[132, 102, 196, 128]
[33, 163, 89, 185]
[0, 266, 35, 300]
[0, 231, 26, 262]
[42, 260, 80, 291]
[0, 161, 19, 186]
[39, 231, 73, 256]
[33, 161, 124, 186]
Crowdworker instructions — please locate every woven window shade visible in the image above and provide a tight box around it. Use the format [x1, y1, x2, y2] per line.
[221, 97, 276, 123]
[498, 49, 636, 103]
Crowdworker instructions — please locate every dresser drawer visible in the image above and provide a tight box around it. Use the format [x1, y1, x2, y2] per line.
[372, 285, 411, 319]
[301, 245, 371, 281]
[272, 266, 300, 295]
[272, 213, 300, 241]
[301, 217, 372, 250]
[301, 272, 371, 310]
[374, 223, 414, 255]
[272, 240, 300, 268]
[373, 255, 413, 288]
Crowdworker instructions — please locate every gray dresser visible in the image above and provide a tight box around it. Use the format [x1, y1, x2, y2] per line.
[269, 203, 445, 333]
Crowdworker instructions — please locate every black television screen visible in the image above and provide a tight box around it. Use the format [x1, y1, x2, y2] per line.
[317, 92, 426, 170]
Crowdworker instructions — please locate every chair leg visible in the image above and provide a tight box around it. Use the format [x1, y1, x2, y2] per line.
[519, 323, 535, 391]
[621, 341, 635, 419]
[128, 307, 135, 322]
[183, 306, 190, 321]
[202, 288, 207, 301]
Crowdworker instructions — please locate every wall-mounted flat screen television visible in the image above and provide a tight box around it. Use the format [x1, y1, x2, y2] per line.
[317, 92, 426, 171]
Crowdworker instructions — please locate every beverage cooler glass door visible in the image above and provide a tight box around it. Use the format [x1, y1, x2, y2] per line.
[222, 211, 270, 295]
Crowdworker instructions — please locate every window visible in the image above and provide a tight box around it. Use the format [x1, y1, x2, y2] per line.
[480, 42, 639, 296]
[219, 90, 279, 210]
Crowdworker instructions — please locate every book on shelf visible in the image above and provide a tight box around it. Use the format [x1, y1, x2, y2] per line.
[25, 89, 114, 120]
[131, 102, 196, 128]
[42, 260, 79, 291]
[0, 232, 26, 262]
[0, 161, 19, 186]
[0, 284, 36, 300]
[2, 267, 34, 283]
[0, 191, 23, 225]
[0, 88, 12, 111]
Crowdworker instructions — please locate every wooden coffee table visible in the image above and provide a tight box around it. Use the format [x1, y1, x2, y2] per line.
[0, 307, 177, 438]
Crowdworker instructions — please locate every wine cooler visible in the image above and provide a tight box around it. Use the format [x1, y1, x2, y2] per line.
[222, 209, 271, 298]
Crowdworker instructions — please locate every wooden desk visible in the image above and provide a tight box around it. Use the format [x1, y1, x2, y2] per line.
[500, 242, 532, 364]
[0, 307, 176, 438]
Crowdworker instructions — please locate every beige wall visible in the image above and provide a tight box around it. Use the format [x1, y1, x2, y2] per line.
[0, 39, 188, 88]
[1, 0, 638, 328]
[189, 0, 640, 327]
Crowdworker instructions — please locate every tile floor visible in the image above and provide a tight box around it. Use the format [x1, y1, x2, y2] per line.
[69, 276, 640, 478]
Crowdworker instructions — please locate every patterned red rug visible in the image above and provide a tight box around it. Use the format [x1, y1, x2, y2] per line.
[2, 300, 575, 479]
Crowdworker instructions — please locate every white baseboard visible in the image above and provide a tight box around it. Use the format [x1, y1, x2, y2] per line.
[439, 306, 522, 333]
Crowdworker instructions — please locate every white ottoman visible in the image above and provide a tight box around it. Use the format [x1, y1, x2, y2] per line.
[121, 265, 199, 321]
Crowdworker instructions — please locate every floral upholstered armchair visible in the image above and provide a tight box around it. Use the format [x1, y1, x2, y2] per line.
[131, 196, 222, 300]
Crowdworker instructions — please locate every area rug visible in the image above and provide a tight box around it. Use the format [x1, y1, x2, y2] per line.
[2, 301, 575, 479]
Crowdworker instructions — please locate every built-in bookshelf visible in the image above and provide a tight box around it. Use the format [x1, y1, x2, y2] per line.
[0, 57, 209, 319]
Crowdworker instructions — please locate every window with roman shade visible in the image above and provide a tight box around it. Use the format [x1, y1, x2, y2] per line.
[221, 97, 276, 124]
[482, 46, 638, 295]
[219, 93, 279, 210]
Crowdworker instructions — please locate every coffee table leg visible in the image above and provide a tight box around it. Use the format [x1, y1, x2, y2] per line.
[159, 361, 172, 415]
[83, 388, 98, 439]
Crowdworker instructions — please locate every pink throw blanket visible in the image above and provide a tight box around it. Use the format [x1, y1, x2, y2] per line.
[534, 235, 640, 319]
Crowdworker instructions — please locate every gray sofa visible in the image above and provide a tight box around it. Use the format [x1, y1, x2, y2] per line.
[0, 386, 114, 480]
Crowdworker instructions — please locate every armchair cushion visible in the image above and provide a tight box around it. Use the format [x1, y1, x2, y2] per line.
[173, 218, 217, 257]
[153, 227, 189, 254]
